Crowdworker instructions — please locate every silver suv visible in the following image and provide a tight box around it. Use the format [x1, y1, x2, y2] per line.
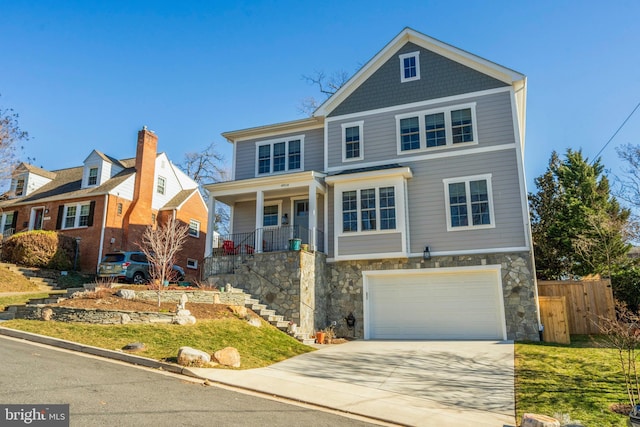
[97, 251, 185, 284]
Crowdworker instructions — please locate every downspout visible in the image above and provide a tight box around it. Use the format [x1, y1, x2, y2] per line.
[97, 194, 109, 273]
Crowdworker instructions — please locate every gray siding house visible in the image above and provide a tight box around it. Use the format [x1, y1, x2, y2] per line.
[204, 28, 540, 342]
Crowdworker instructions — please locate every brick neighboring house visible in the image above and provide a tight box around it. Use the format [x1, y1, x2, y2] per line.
[203, 27, 540, 341]
[0, 127, 208, 279]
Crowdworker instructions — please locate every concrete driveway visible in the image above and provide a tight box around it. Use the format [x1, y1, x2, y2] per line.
[191, 340, 516, 427]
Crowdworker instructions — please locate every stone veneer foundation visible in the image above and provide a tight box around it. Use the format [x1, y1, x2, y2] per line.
[206, 250, 540, 341]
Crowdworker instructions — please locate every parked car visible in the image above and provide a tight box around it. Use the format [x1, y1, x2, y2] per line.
[97, 251, 185, 284]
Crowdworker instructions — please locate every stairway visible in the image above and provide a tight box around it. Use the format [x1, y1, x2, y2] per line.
[0, 262, 65, 320]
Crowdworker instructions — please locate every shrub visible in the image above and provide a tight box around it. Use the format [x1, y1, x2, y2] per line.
[611, 266, 640, 312]
[2, 230, 74, 270]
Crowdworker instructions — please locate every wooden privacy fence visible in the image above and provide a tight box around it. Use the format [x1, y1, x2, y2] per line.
[538, 296, 570, 344]
[537, 279, 615, 335]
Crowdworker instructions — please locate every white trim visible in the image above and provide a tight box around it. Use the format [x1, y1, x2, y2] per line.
[97, 194, 108, 272]
[443, 174, 495, 231]
[341, 121, 364, 162]
[324, 86, 511, 123]
[510, 88, 532, 251]
[327, 143, 515, 174]
[262, 200, 283, 228]
[28, 206, 45, 230]
[232, 141, 237, 180]
[335, 252, 409, 262]
[408, 246, 531, 257]
[362, 264, 506, 340]
[61, 202, 92, 230]
[188, 219, 201, 238]
[156, 176, 167, 195]
[395, 103, 478, 155]
[186, 258, 198, 269]
[399, 51, 421, 83]
[254, 135, 305, 177]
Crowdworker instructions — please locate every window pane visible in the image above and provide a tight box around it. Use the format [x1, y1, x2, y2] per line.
[345, 126, 360, 159]
[342, 191, 357, 232]
[3, 212, 14, 232]
[288, 140, 301, 170]
[449, 183, 468, 227]
[379, 187, 396, 229]
[78, 204, 90, 227]
[157, 177, 166, 195]
[451, 108, 473, 143]
[258, 145, 271, 174]
[425, 113, 446, 147]
[88, 167, 98, 185]
[403, 56, 416, 79]
[360, 189, 376, 231]
[189, 220, 200, 237]
[263, 205, 278, 227]
[400, 117, 420, 151]
[273, 142, 286, 172]
[470, 180, 490, 225]
[65, 206, 77, 228]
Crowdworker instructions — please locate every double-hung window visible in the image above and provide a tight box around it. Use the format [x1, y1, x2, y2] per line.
[399, 51, 420, 82]
[342, 121, 364, 161]
[256, 136, 304, 176]
[263, 205, 279, 227]
[341, 187, 396, 233]
[15, 178, 25, 196]
[63, 203, 91, 229]
[396, 104, 477, 153]
[88, 167, 99, 186]
[189, 219, 200, 238]
[157, 176, 166, 195]
[443, 175, 494, 231]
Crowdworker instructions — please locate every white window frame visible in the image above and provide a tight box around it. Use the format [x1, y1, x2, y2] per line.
[339, 185, 398, 235]
[341, 121, 364, 162]
[88, 167, 99, 186]
[262, 201, 282, 228]
[62, 202, 91, 230]
[14, 177, 25, 196]
[188, 219, 200, 238]
[443, 174, 495, 232]
[157, 176, 166, 195]
[186, 258, 198, 269]
[254, 135, 305, 177]
[395, 103, 478, 155]
[399, 51, 420, 83]
[0, 211, 15, 233]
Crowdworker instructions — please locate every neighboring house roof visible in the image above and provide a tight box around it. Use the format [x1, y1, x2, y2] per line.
[95, 150, 127, 169]
[161, 189, 200, 211]
[16, 162, 57, 180]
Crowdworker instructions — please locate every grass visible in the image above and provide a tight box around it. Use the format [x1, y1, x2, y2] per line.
[0, 268, 41, 292]
[516, 335, 631, 426]
[0, 293, 49, 311]
[1, 317, 314, 369]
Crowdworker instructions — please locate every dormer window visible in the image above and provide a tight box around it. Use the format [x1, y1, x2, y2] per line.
[399, 51, 420, 83]
[15, 178, 25, 196]
[88, 167, 98, 186]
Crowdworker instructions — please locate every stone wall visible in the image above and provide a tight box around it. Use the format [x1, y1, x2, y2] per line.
[325, 251, 540, 341]
[131, 290, 245, 306]
[16, 305, 176, 324]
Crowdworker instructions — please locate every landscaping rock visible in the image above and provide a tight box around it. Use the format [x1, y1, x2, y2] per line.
[246, 315, 262, 328]
[173, 311, 196, 325]
[213, 347, 241, 368]
[177, 346, 211, 367]
[120, 313, 131, 324]
[116, 289, 136, 300]
[521, 413, 560, 427]
[122, 342, 145, 352]
[41, 308, 53, 321]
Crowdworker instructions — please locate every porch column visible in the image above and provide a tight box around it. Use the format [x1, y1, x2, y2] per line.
[255, 190, 264, 253]
[205, 195, 216, 257]
[308, 183, 317, 251]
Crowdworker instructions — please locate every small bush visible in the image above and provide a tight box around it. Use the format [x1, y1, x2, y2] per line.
[2, 231, 74, 270]
[611, 266, 640, 312]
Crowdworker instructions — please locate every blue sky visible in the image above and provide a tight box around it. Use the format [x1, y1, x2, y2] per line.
[2, 0, 640, 194]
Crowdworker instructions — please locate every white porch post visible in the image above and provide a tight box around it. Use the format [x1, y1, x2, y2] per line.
[205, 195, 216, 257]
[255, 190, 264, 253]
[308, 183, 317, 251]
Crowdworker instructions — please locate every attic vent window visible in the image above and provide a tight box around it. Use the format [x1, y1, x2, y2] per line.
[399, 51, 420, 83]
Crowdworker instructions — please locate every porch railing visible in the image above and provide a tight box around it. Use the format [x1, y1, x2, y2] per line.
[202, 225, 324, 277]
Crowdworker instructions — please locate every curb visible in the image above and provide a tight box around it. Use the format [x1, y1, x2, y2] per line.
[0, 326, 204, 380]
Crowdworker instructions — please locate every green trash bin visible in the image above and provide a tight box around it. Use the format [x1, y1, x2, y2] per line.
[289, 238, 302, 251]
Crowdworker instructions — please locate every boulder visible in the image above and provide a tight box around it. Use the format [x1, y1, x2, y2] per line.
[41, 308, 53, 321]
[116, 289, 136, 300]
[214, 347, 241, 368]
[229, 305, 247, 318]
[177, 346, 211, 367]
[521, 413, 560, 427]
[246, 315, 262, 328]
[120, 313, 131, 324]
[173, 313, 196, 325]
[122, 342, 145, 352]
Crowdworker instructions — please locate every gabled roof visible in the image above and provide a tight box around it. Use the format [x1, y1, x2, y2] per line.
[313, 27, 526, 117]
[14, 162, 57, 180]
[94, 150, 127, 168]
[161, 189, 199, 211]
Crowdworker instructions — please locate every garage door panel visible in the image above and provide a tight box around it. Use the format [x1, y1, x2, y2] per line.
[367, 269, 505, 340]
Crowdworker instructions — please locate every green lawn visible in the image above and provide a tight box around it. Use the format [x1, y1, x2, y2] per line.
[0, 293, 49, 311]
[1, 317, 313, 369]
[516, 336, 631, 426]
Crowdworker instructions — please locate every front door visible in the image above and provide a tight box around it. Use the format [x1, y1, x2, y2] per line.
[31, 208, 44, 230]
[294, 200, 309, 244]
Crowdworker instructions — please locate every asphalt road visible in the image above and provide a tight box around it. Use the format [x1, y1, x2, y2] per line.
[0, 336, 378, 426]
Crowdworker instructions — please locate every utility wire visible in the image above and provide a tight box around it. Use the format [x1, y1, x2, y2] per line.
[592, 100, 640, 164]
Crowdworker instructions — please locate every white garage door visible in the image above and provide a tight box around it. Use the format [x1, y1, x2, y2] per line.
[365, 267, 506, 340]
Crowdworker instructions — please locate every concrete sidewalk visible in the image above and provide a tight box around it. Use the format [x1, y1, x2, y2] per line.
[0, 327, 515, 427]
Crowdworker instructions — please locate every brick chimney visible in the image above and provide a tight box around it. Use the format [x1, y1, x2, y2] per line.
[123, 127, 158, 249]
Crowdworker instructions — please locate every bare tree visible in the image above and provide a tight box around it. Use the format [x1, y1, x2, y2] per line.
[0, 98, 29, 189]
[298, 70, 350, 116]
[138, 218, 189, 307]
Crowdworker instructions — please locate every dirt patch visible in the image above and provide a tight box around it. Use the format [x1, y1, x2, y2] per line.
[54, 290, 239, 320]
